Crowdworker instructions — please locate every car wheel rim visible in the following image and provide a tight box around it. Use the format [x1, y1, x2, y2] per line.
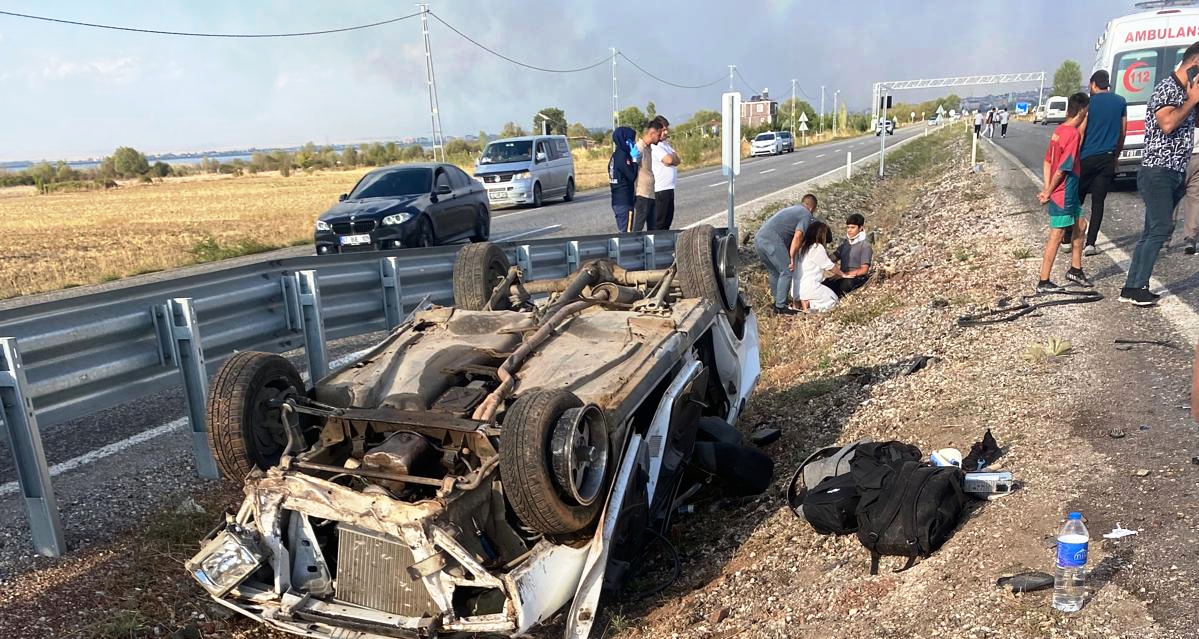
[552, 405, 608, 506]
[418, 220, 433, 247]
[248, 379, 294, 463]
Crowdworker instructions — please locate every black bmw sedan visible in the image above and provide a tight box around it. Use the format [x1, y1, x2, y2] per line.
[314, 163, 490, 254]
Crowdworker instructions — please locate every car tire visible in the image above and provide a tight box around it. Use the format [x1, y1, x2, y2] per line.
[206, 352, 307, 480]
[531, 183, 543, 208]
[676, 224, 737, 312]
[499, 389, 610, 535]
[563, 177, 575, 202]
[453, 242, 512, 310]
[470, 206, 490, 243]
[414, 216, 435, 248]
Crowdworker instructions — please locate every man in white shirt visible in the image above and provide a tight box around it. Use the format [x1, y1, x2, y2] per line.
[1000, 109, 1010, 137]
[973, 110, 984, 136]
[649, 115, 680, 230]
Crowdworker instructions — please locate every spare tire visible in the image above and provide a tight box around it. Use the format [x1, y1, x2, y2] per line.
[675, 224, 737, 311]
[499, 389, 611, 535]
[453, 242, 512, 310]
[206, 351, 306, 480]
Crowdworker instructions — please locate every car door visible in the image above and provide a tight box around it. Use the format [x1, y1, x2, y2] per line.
[430, 169, 460, 240]
[555, 138, 573, 191]
[446, 166, 479, 240]
[534, 139, 558, 196]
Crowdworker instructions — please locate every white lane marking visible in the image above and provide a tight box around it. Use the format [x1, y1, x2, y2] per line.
[983, 137, 1199, 344]
[792, 160, 805, 165]
[0, 348, 375, 497]
[709, 180, 728, 187]
[492, 224, 562, 242]
[759, 168, 776, 175]
[815, 153, 826, 158]
[684, 133, 925, 230]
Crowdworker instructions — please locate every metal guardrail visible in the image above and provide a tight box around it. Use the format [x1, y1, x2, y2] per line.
[0, 230, 683, 556]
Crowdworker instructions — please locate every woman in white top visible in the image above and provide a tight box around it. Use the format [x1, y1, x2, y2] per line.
[791, 220, 843, 312]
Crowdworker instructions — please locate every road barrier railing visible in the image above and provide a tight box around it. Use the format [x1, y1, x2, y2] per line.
[0, 230, 682, 556]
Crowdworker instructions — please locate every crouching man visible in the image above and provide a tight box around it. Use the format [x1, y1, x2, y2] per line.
[754, 193, 818, 315]
[828, 213, 873, 297]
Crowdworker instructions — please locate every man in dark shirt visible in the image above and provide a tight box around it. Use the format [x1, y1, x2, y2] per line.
[1119, 42, 1199, 306]
[1077, 70, 1127, 257]
[828, 213, 873, 296]
[608, 127, 638, 232]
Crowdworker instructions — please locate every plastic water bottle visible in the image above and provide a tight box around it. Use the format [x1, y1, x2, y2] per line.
[1053, 511, 1089, 612]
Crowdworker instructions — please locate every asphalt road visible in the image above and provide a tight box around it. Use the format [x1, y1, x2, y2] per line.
[0, 125, 924, 564]
[992, 121, 1199, 312]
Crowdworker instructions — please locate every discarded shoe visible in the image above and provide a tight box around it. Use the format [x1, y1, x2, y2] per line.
[996, 571, 1054, 593]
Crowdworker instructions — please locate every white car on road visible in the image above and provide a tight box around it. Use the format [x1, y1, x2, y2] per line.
[750, 132, 788, 156]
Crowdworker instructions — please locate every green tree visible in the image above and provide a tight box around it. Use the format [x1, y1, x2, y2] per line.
[477, 130, 489, 148]
[778, 98, 817, 132]
[567, 122, 590, 139]
[152, 161, 172, 178]
[646, 101, 657, 121]
[617, 106, 648, 131]
[532, 107, 567, 135]
[340, 146, 359, 168]
[97, 156, 117, 179]
[1053, 60, 1083, 97]
[402, 144, 425, 161]
[500, 121, 527, 138]
[112, 146, 149, 177]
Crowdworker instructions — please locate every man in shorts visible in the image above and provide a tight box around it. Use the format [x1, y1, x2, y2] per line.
[1036, 92, 1092, 292]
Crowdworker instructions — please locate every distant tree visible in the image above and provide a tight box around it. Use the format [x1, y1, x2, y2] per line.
[402, 144, 425, 161]
[341, 146, 359, 168]
[778, 98, 817, 132]
[97, 156, 117, 179]
[646, 101, 657, 121]
[617, 106, 648, 131]
[477, 130, 489, 147]
[567, 122, 590, 139]
[152, 161, 172, 177]
[444, 138, 474, 156]
[112, 146, 149, 177]
[532, 107, 567, 136]
[1053, 60, 1083, 97]
[501, 121, 527, 138]
[28, 162, 55, 186]
[54, 161, 78, 182]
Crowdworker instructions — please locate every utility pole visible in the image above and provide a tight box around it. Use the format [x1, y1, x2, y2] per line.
[820, 85, 825, 134]
[790, 79, 797, 137]
[418, 4, 444, 162]
[611, 47, 618, 130]
[728, 65, 736, 91]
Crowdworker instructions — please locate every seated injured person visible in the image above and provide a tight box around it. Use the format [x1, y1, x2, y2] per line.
[828, 213, 872, 297]
[791, 219, 844, 312]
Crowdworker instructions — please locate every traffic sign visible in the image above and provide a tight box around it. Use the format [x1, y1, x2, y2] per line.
[721, 92, 741, 177]
[798, 122, 809, 132]
[936, 105, 946, 115]
[798, 112, 809, 123]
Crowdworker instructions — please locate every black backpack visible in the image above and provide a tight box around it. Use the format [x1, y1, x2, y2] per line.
[800, 473, 859, 534]
[851, 442, 966, 575]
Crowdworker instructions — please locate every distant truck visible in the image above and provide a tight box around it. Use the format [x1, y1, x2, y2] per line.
[1092, 1, 1199, 178]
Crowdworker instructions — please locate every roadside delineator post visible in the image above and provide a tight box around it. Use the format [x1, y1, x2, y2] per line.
[847, 151, 853, 179]
[0, 337, 65, 557]
[165, 297, 218, 480]
[972, 132, 979, 171]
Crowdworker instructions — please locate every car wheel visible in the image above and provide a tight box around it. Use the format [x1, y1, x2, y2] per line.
[499, 389, 611, 536]
[414, 216, 435, 248]
[453, 242, 512, 310]
[531, 182, 543, 208]
[563, 177, 575, 202]
[675, 224, 737, 312]
[470, 206, 490, 243]
[206, 352, 307, 480]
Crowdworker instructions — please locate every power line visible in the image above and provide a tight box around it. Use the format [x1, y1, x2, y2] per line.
[735, 67, 758, 94]
[429, 12, 612, 73]
[618, 53, 725, 89]
[0, 9, 420, 38]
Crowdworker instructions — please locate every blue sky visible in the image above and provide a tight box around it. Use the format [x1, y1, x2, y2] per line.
[0, 0, 1133, 161]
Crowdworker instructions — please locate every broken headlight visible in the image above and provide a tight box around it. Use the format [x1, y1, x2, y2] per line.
[186, 527, 265, 597]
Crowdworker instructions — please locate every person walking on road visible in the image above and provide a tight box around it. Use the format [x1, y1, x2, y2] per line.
[1119, 42, 1199, 306]
[633, 120, 665, 233]
[1000, 108, 1010, 138]
[984, 108, 996, 138]
[754, 193, 818, 315]
[608, 126, 639, 232]
[650, 115, 680, 230]
[974, 110, 984, 136]
[1077, 69, 1127, 257]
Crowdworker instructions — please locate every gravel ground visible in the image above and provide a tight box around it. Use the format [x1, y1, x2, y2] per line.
[2, 126, 1195, 639]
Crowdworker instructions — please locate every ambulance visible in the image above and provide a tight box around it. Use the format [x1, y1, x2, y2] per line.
[1093, 0, 1199, 178]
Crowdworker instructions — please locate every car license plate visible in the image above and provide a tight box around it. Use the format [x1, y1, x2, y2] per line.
[339, 234, 371, 246]
[488, 191, 505, 201]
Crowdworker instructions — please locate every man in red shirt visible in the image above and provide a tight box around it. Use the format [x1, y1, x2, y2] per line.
[1036, 92, 1092, 292]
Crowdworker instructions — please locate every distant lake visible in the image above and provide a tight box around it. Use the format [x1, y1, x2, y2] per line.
[1, 152, 257, 172]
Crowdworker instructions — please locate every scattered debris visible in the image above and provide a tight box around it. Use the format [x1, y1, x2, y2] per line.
[1103, 524, 1138, 540]
[1139, 424, 1151, 431]
[1023, 337, 1073, 361]
[903, 355, 935, 375]
[708, 606, 730, 624]
[173, 497, 205, 515]
[1114, 338, 1180, 351]
[170, 624, 202, 639]
[1109, 428, 1126, 439]
[1135, 469, 1151, 477]
[929, 298, 950, 309]
[957, 290, 1102, 326]
[1191, 456, 1199, 466]
[996, 571, 1054, 593]
[962, 429, 1002, 471]
[749, 427, 782, 447]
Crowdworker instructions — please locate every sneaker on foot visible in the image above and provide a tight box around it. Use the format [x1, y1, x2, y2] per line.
[772, 305, 800, 316]
[1083, 244, 1098, 256]
[1065, 267, 1093, 287]
[1118, 287, 1157, 306]
[1186, 237, 1196, 255]
[1036, 279, 1065, 293]
[1142, 287, 1161, 301]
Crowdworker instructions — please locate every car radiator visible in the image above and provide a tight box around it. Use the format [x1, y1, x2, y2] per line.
[335, 523, 439, 617]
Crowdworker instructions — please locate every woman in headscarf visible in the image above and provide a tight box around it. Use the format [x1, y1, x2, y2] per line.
[608, 126, 639, 232]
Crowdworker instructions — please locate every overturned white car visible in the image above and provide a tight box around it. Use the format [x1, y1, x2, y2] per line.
[186, 225, 768, 638]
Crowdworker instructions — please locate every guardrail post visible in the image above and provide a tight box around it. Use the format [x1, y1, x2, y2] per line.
[607, 237, 621, 265]
[166, 298, 218, 480]
[566, 240, 580, 274]
[516, 245, 533, 280]
[379, 257, 404, 330]
[294, 271, 328, 381]
[0, 338, 65, 557]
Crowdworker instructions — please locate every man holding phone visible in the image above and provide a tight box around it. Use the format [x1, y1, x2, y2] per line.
[1118, 42, 1199, 306]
